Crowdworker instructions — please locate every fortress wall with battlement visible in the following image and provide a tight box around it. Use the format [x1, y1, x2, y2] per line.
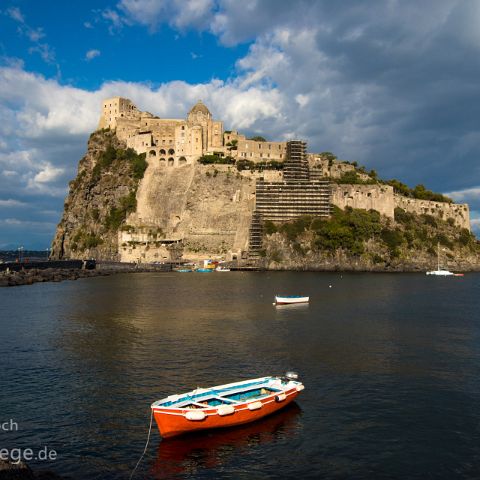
[332, 184, 471, 231]
[332, 184, 396, 219]
[395, 195, 470, 230]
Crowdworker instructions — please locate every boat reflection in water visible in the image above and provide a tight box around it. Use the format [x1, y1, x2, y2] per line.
[151, 403, 302, 478]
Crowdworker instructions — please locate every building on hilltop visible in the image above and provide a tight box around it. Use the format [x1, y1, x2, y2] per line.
[97, 97, 287, 167]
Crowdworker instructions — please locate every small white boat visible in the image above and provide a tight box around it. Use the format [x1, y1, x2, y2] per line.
[216, 267, 231, 272]
[426, 242, 455, 276]
[275, 295, 309, 305]
[426, 269, 455, 276]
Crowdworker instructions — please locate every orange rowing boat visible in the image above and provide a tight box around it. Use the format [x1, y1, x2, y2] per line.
[151, 374, 304, 438]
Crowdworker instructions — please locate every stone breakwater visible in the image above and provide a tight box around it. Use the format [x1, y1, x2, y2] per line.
[0, 265, 170, 287]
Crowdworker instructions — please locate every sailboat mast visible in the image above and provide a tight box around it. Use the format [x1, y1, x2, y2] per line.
[437, 241, 440, 270]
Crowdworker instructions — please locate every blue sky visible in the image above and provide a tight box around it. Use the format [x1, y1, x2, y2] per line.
[0, 0, 479, 249]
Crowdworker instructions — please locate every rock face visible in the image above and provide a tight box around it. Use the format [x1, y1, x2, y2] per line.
[122, 162, 256, 261]
[260, 208, 480, 271]
[51, 130, 146, 260]
[51, 130, 257, 262]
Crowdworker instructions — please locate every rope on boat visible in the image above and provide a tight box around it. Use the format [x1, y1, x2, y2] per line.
[129, 409, 154, 480]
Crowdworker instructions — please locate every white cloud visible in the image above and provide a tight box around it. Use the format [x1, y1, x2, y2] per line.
[33, 163, 65, 183]
[6, 7, 25, 23]
[85, 49, 101, 61]
[0, 218, 56, 230]
[447, 187, 480, 202]
[26, 27, 45, 42]
[105, 0, 216, 32]
[0, 199, 27, 207]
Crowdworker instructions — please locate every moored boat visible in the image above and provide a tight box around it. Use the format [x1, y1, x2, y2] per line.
[196, 268, 213, 272]
[275, 295, 309, 305]
[215, 266, 231, 272]
[151, 374, 304, 438]
[426, 242, 459, 276]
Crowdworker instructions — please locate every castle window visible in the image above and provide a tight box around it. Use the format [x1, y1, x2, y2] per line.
[167, 157, 174, 166]
[168, 148, 175, 154]
[160, 149, 166, 154]
[181, 126, 185, 130]
[258, 144, 261, 149]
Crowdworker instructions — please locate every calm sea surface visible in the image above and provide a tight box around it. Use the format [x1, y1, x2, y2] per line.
[1, 272, 480, 479]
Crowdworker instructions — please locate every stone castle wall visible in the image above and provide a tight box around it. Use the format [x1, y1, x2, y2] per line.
[394, 195, 470, 230]
[332, 184, 470, 230]
[332, 184, 395, 219]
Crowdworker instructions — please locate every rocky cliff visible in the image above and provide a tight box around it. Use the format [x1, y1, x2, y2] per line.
[51, 130, 147, 260]
[260, 207, 480, 271]
[51, 130, 256, 261]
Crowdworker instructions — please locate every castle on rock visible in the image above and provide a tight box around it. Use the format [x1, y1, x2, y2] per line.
[98, 97, 286, 167]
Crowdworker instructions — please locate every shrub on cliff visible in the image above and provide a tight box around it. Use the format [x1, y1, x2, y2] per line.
[198, 154, 235, 165]
[334, 171, 376, 185]
[105, 191, 137, 230]
[92, 145, 147, 181]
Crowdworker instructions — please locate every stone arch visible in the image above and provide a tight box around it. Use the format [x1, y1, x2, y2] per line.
[167, 157, 174, 166]
[168, 148, 175, 155]
[178, 156, 187, 165]
[160, 149, 166, 155]
[149, 150, 157, 157]
[159, 157, 166, 166]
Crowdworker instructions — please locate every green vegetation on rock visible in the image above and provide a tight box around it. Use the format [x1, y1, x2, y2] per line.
[105, 191, 137, 230]
[263, 206, 479, 267]
[198, 154, 235, 165]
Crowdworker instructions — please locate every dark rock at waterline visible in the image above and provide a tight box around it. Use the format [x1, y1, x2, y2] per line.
[0, 459, 34, 479]
[0, 460, 69, 479]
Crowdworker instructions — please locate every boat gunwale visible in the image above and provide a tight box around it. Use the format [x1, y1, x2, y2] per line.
[152, 385, 299, 416]
[151, 377, 301, 412]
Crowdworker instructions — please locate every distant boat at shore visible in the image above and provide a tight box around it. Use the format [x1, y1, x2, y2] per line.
[216, 266, 230, 272]
[426, 242, 461, 276]
[196, 268, 213, 272]
[275, 295, 309, 305]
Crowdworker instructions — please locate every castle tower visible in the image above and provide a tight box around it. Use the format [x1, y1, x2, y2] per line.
[187, 100, 211, 149]
[98, 97, 139, 130]
[187, 101, 224, 151]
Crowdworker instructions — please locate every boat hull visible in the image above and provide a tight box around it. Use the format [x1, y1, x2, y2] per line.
[152, 386, 299, 438]
[275, 296, 309, 305]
